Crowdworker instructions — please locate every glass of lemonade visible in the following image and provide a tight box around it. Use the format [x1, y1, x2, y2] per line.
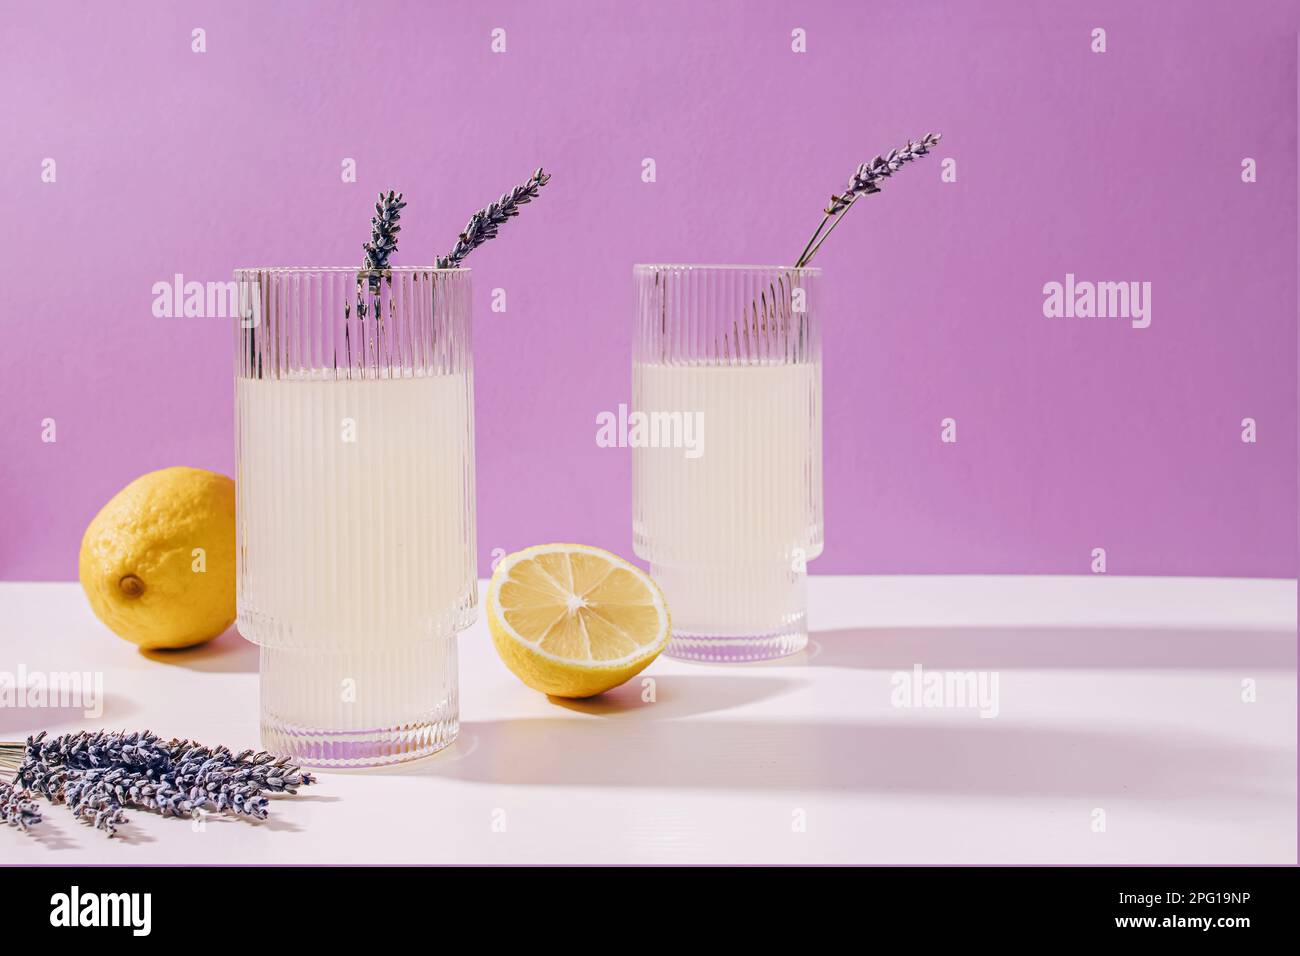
[235, 266, 476, 767]
[632, 264, 823, 662]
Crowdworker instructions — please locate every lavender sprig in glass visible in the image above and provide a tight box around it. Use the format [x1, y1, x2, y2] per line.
[363, 190, 406, 276]
[717, 133, 941, 360]
[795, 132, 941, 267]
[436, 168, 552, 268]
[347, 189, 408, 370]
[359, 190, 407, 308]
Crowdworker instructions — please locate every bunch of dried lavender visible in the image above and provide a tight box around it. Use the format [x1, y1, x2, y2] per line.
[7, 730, 315, 838]
[795, 132, 941, 267]
[436, 168, 552, 268]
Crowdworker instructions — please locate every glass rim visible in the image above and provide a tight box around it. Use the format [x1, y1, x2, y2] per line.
[633, 263, 822, 275]
[233, 265, 470, 275]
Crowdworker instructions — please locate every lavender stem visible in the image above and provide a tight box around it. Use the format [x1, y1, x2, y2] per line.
[436, 168, 552, 268]
[794, 132, 941, 267]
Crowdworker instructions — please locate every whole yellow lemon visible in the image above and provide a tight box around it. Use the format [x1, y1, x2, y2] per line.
[79, 466, 236, 650]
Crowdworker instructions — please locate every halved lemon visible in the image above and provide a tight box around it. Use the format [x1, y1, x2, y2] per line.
[487, 544, 671, 698]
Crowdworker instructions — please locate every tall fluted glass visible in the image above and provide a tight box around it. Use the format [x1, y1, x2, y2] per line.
[632, 265, 823, 662]
[235, 267, 475, 767]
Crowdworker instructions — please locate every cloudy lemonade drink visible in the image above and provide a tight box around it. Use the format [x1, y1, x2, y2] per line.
[236, 375, 474, 640]
[632, 265, 822, 662]
[235, 267, 475, 766]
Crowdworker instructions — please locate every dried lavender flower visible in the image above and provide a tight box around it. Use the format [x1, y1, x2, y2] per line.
[362, 190, 407, 275]
[796, 132, 941, 266]
[1, 778, 41, 832]
[357, 190, 408, 323]
[829, 133, 941, 216]
[9, 730, 317, 839]
[436, 168, 552, 268]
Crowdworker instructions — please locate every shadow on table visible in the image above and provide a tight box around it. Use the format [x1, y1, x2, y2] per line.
[802, 625, 1297, 671]
[405, 715, 1291, 800]
[546, 673, 804, 718]
[140, 624, 258, 673]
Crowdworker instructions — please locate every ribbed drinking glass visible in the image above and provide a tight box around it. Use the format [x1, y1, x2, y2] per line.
[235, 266, 475, 767]
[632, 264, 823, 662]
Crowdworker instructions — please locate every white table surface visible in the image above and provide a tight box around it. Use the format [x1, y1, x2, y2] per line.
[1, 576, 1294, 864]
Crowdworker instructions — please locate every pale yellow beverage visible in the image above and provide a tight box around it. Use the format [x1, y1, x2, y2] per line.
[236, 373, 475, 754]
[237, 374, 475, 643]
[632, 361, 822, 646]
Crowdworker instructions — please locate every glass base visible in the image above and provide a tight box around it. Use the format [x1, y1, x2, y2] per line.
[261, 715, 458, 768]
[649, 562, 810, 663]
[667, 627, 808, 663]
[258, 640, 457, 769]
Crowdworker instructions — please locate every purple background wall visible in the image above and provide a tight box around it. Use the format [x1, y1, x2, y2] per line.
[1, 0, 1296, 580]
